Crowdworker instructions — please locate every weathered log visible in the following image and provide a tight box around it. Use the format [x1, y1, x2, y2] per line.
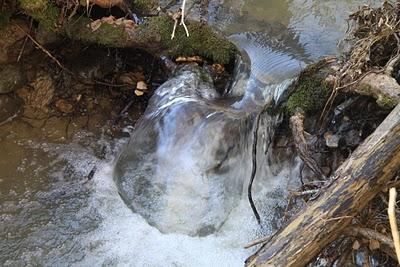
[246, 103, 400, 267]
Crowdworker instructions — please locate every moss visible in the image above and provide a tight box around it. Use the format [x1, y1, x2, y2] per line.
[19, 0, 48, 11]
[20, 0, 59, 30]
[19, 3, 236, 63]
[285, 65, 332, 116]
[134, 0, 157, 12]
[377, 95, 398, 108]
[137, 16, 236, 64]
[64, 17, 131, 47]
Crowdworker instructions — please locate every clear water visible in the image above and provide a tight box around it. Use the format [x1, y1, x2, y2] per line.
[0, 1, 377, 266]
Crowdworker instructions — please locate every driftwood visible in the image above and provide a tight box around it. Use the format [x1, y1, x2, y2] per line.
[246, 104, 400, 267]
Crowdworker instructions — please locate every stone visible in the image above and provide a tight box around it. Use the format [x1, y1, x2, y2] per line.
[324, 131, 340, 148]
[0, 64, 26, 94]
[35, 24, 62, 45]
[0, 19, 31, 64]
[0, 95, 21, 122]
[17, 73, 54, 113]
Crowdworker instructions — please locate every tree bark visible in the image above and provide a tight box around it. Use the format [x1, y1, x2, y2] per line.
[246, 104, 400, 267]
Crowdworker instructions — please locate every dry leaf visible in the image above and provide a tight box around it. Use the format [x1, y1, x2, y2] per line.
[352, 240, 360, 250]
[369, 239, 380, 250]
[212, 63, 225, 74]
[137, 81, 148, 91]
[176, 56, 203, 63]
[55, 99, 74, 114]
[89, 20, 102, 32]
[134, 90, 144, 96]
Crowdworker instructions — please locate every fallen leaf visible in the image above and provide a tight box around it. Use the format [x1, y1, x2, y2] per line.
[352, 240, 360, 250]
[176, 56, 202, 63]
[55, 99, 74, 114]
[137, 81, 148, 91]
[134, 90, 144, 96]
[369, 239, 380, 250]
[212, 63, 225, 74]
[89, 20, 102, 32]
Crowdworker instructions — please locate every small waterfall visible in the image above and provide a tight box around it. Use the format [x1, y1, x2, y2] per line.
[114, 37, 304, 236]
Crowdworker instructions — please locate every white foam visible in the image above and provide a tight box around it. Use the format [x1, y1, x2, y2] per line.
[79, 149, 301, 267]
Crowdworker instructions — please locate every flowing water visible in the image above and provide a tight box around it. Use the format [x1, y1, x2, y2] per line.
[0, 1, 379, 266]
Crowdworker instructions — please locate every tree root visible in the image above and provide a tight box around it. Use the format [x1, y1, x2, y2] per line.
[289, 108, 326, 180]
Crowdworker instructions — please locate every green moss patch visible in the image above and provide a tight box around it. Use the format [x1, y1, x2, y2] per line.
[138, 16, 237, 64]
[20, 0, 59, 30]
[286, 62, 332, 116]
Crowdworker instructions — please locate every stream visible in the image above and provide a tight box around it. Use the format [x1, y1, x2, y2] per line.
[0, 1, 378, 266]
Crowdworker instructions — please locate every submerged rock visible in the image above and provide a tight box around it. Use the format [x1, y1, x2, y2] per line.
[114, 65, 254, 236]
[0, 95, 21, 122]
[0, 64, 26, 94]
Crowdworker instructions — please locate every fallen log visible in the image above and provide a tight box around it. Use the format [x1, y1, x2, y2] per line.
[246, 103, 400, 267]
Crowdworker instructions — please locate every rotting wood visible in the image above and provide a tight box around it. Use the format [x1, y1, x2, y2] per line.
[246, 104, 400, 267]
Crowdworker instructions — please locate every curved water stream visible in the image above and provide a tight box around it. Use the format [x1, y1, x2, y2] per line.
[0, 1, 379, 266]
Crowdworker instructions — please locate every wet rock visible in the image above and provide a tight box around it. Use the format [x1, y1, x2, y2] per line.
[69, 49, 114, 81]
[343, 129, 362, 148]
[0, 64, 26, 94]
[17, 73, 54, 113]
[0, 95, 21, 122]
[0, 19, 31, 64]
[35, 24, 62, 45]
[323, 131, 340, 148]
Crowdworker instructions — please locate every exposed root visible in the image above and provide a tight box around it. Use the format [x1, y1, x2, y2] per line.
[320, 1, 400, 120]
[289, 108, 326, 180]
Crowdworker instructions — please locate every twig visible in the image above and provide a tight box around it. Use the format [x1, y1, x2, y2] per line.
[171, 15, 179, 39]
[17, 25, 67, 71]
[0, 112, 19, 126]
[244, 234, 274, 249]
[388, 187, 400, 264]
[291, 189, 320, 197]
[17, 19, 33, 62]
[180, 0, 189, 37]
[248, 101, 273, 225]
[248, 110, 262, 224]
